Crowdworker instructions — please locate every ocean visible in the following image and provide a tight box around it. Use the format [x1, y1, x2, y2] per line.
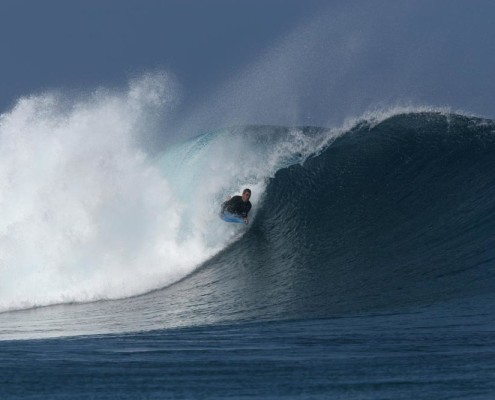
[1, 110, 495, 398]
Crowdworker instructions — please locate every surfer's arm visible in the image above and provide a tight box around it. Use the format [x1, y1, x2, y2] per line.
[241, 203, 252, 219]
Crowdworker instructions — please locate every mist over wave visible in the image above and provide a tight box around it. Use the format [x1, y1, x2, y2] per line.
[169, 0, 495, 138]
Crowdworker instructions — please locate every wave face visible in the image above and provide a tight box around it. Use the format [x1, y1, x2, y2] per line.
[213, 112, 495, 318]
[1, 111, 495, 339]
[162, 112, 495, 325]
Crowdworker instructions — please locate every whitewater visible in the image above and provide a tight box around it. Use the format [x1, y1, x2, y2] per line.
[0, 74, 334, 314]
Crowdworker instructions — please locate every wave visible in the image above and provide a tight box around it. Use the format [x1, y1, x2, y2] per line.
[2, 108, 495, 339]
[147, 111, 495, 327]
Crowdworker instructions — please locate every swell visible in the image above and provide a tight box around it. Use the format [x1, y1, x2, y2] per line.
[2, 111, 495, 339]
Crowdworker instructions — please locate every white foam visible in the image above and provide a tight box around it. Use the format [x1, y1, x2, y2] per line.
[0, 74, 219, 312]
[0, 75, 332, 313]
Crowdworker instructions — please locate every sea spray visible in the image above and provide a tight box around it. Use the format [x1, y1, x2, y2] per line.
[0, 74, 216, 312]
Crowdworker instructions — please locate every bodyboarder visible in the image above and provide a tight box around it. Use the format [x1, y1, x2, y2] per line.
[220, 188, 252, 225]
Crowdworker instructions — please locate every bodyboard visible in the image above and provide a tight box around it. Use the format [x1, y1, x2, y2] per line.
[220, 211, 245, 224]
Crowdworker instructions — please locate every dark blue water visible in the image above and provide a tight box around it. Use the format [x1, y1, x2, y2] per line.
[1, 112, 495, 398]
[2, 296, 495, 399]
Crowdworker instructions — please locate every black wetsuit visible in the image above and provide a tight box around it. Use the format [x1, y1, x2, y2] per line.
[221, 196, 252, 218]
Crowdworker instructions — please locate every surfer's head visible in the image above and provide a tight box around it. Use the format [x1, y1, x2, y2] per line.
[242, 188, 251, 202]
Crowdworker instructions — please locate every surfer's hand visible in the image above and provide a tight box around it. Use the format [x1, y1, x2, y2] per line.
[244, 218, 249, 225]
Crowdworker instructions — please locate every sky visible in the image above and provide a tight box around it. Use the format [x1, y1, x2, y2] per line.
[0, 1, 315, 113]
[1, 0, 495, 141]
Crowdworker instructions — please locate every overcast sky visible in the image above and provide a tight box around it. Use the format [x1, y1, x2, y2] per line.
[0, 1, 314, 111]
[1, 0, 495, 138]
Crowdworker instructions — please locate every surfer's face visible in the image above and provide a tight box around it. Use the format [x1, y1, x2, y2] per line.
[242, 191, 251, 202]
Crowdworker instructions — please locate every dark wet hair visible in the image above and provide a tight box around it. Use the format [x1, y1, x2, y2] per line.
[242, 188, 251, 194]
